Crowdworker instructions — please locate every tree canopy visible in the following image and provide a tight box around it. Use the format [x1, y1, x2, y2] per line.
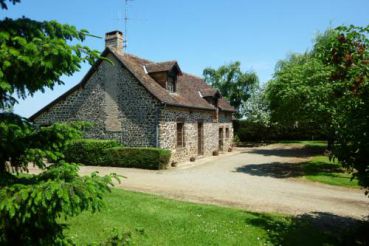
[0, 0, 20, 10]
[0, 2, 118, 244]
[0, 17, 100, 109]
[266, 25, 369, 195]
[266, 51, 334, 135]
[203, 61, 258, 118]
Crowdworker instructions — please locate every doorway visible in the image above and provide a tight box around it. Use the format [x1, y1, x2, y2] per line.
[219, 127, 224, 151]
[198, 122, 204, 155]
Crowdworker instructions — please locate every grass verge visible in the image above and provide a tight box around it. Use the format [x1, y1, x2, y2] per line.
[65, 189, 366, 245]
[302, 155, 359, 188]
[274, 141, 358, 188]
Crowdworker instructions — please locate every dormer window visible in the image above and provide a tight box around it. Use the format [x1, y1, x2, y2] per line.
[145, 61, 182, 92]
[167, 75, 176, 92]
[200, 88, 221, 107]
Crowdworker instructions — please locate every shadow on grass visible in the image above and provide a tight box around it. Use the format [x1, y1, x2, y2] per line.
[243, 146, 325, 158]
[235, 161, 343, 178]
[246, 211, 369, 246]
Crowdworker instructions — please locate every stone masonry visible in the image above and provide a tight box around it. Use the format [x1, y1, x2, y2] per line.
[159, 107, 233, 163]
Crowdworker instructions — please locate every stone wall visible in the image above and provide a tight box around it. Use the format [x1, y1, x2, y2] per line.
[33, 54, 161, 146]
[159, 107, 233, 163]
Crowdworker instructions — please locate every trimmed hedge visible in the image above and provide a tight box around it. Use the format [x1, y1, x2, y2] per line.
[63, 139, 121, 165]
[103, 147, 171, 170]
[63, 139, 171, 170]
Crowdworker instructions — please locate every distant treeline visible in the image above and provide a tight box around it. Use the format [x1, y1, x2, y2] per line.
[233, 120, 326, 142]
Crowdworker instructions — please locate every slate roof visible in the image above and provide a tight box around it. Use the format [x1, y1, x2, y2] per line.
[30, 48, 234, 120]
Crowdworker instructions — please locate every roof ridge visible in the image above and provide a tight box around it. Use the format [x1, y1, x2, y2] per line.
[154, 60, 178, 64]
[122, 52, 155, 64]
[121, 53, 178, 66]
[182, 72, 203, 80]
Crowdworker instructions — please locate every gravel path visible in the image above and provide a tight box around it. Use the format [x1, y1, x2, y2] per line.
[31, 144, 369, 218]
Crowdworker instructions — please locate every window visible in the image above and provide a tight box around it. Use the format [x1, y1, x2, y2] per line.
[226, 128, 230, 139]
[176, 122, 185, 147]
[167, 75, 176, 92]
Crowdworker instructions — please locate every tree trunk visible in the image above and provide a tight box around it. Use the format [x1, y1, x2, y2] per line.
[0, 162, 6, 174]
[327, 134, 334, 151]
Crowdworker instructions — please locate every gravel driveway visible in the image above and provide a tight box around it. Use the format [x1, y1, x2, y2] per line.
[44, 144, 369, 218]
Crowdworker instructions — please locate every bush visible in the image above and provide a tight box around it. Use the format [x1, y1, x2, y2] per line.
[64, 139, 121, 165]
[103, 147, 171, 170]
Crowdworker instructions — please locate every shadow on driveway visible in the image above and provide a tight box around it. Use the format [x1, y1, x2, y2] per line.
[245, 211, 369, 245]
[235, 161, 342, 179]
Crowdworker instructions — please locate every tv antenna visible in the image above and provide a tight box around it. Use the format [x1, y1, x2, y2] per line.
[123, 0, 134, 50]
[116, 0, 146, 51]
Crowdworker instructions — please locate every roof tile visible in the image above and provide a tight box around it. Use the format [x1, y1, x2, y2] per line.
[113, 50, 234, 112]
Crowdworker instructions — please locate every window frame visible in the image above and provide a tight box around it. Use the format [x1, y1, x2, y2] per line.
[167, 75, 176, 93]
[176, 122, 185, 148]
[225, 127, 230, 139]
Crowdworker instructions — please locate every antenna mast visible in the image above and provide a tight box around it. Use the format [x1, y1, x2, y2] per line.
[122, 0, 146, 51]
[123, 0, 133, 50]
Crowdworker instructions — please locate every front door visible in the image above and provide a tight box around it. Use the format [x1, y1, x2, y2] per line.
[219, 127, 224, 151]
[198, 122, 204, 155]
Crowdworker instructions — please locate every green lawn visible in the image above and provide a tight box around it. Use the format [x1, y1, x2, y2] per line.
[302, 155, 359, 188]
[277, 140, 359, 188]
[65, 189, 364, 245]
[278, 140, 327, 148]
[278, 140, 327, 153]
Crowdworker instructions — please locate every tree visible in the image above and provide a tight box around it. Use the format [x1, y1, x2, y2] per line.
[314, 25, 369, 195]
[243, 85, 270, 125]
[0, 17, 100, 109]
[0, 2, 118, 244]
[265, 51, 334, 144]
[266, 25, 369, 196]
[203, 61, 258, 118]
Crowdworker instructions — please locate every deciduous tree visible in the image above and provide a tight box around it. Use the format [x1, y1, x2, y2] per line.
[266, 25, 369, 196]
[203, 62, 258, 118]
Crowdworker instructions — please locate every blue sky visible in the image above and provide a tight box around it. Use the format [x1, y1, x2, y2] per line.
[2, 0, 369, 117]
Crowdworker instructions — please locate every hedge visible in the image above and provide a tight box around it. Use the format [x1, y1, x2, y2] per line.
[63, 139, 122, 165]
[233, 120, 326, 142]
[103, 147, 171, 170]
[63, 139, 171, 170]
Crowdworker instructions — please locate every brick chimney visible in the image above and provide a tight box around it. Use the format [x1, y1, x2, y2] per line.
[105, 30, 124, 52]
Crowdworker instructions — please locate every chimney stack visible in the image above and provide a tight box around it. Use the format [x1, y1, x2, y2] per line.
[105, 31, 124, 52]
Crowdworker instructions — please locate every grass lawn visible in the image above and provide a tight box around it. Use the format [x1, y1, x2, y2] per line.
[278, 140, 327, 153]
[65, 189, 364, 245]
[278, 140, 327, 148]
[276, 140, 359, 188]
[302, 155, 359, 188]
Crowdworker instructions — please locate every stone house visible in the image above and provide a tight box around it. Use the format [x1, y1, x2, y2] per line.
[30, 31, 235, 163]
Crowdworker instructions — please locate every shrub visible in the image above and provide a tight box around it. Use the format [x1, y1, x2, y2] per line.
[64, 139, 121, 165]
[103, 147, 171, 170]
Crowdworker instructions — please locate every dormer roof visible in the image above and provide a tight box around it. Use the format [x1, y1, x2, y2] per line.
[145, 61, 182, 75]
[200, 88, 221, 98]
